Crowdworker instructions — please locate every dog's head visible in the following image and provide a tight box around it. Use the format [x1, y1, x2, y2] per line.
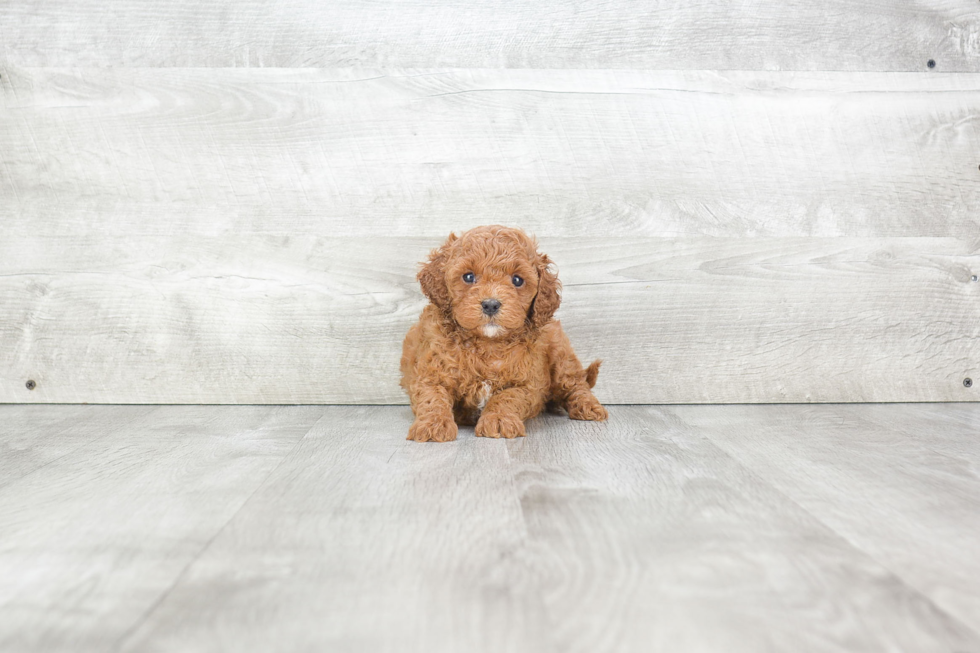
[418, 225, 560, 338]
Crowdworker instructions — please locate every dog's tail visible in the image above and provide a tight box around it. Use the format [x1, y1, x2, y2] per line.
[585, 360, 602, 389]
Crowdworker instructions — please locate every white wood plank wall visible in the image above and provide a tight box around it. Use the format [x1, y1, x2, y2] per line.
[1, 2, 978, 404]
[2, 1, 980, 71]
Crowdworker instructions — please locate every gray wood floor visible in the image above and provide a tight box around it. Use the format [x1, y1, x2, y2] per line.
[1, 404, 978, 652]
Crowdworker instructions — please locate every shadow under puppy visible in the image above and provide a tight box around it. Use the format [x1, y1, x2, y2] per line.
[401, 225, 608, 442]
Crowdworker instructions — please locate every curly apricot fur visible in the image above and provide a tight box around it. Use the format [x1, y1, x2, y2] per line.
[401, 225, 608, 442]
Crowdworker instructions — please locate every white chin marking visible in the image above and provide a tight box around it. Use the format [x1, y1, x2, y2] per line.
[481, 324, 503, 338]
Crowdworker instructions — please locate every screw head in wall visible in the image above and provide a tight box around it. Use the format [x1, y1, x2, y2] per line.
[965, 378, 974, 388]
[927, 59, 936, 68]
[26, 380, 36, 390]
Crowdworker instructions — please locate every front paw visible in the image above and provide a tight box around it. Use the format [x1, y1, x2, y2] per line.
[475, 411, 526, 439]
[408, 415, 458, 442]
[567, 394, 609, 421]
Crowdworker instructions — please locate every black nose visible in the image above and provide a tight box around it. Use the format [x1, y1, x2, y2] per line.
[481, 298, 501, 316]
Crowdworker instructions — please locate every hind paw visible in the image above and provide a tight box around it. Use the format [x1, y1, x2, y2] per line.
[566, 394, 608, 421]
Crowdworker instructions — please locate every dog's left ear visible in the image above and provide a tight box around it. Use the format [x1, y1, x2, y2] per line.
[529, 252, 561, 329]
[417, 233, 457, 314]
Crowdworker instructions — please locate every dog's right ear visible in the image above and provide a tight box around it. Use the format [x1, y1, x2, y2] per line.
[417, 233, 457, 313]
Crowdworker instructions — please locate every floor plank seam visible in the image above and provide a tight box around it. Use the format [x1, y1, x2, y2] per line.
[502, 439, 563, 653]
[109, 410, 327, 651]
[0, 406, 160, 495]
[686, 408, 980, 642]
[4, 405, 979, 650]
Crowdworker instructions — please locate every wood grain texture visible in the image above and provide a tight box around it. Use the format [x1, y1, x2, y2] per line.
[0, 405, 322, 653]
[1, 1, 979, 70]
[2, 68, 979, 239]
[0, 404, 155, 489]
[508, 406, 980, 652]
[119, 406, 543, 653]
[678, 403, 980, 629]
[2, 405, 978, 652]
[2, 235, 977, 404]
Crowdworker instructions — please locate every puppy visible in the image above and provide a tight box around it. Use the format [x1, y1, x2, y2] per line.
[400, 225, 608, 442]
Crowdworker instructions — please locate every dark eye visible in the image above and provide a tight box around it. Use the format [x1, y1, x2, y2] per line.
[512, 274, 524, 287]
[462, 272, 476, 284]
